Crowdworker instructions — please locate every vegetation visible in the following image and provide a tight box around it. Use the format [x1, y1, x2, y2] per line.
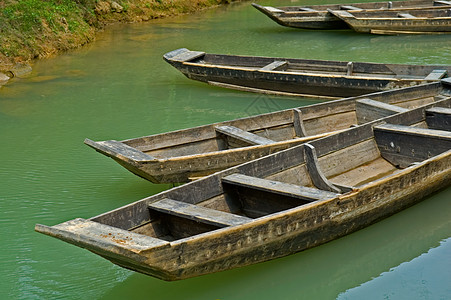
[0, 0, 237, 70]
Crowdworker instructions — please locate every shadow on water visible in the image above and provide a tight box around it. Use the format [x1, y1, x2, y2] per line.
[100, 187, 451, 300]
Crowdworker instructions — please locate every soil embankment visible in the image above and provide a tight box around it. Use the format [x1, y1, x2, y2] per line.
[0, 0, 239, 83]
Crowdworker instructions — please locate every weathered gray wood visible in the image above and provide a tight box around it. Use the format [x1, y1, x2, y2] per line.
[293, 108, 307, 137]
[303, 143, 352, 193]
[347, 62, 354, 76]
[260, 60, 288, 71]
[425, 69, 448, 80]
[434, 0, 451, 5]
[171, 50, 205, 62]
[215, 125, 275, 145]
[340, 5, 361, 10]
[85, 139, 155, 161]
[426, 107, 451, 131]
[149, 198, 251, 228]
[222, 173, 340, 201]
[397, 13, 416, 18]
[356, 98, 408, 124]
[374, 123, 451, 168]
[299, 7, 317, 12]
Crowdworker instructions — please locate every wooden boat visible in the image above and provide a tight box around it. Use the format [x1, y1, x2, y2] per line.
[163, 48, 450, 98]
[251, 0, 450, 29]
[85, 81, 451, 184]
[330, 6, 451, 34]
[35, 84, 451, 280]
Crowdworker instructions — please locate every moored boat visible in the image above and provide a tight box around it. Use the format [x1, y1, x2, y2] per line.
[36, 89, 451, 280]
[85, 80, 451, 184]
[330, 6, 451, 34]
[163, 48, 450, 98]
[251, 0, 450, 29]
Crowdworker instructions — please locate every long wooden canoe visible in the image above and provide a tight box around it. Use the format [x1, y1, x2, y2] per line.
[85, 80, 451, 184]
[163, 48, 451, 98]
[330, 6, 451, 34]
[252, 0, 450, 29]
[36, 91, 451, 280]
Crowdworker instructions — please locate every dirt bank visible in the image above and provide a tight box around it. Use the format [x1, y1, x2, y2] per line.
[0, 0, 241, 79]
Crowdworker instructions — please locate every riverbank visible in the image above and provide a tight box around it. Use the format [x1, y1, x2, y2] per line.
[0, 0, 239, 81]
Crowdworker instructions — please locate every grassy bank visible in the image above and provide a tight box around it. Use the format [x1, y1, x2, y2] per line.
[0, 0, 237, 72]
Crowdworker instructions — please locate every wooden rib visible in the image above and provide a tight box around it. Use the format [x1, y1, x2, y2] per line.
[304, 143, 352, 193]
[222, 173, 340, 201]
[293, 108, 307, 137]
[149, 198, 251, 228]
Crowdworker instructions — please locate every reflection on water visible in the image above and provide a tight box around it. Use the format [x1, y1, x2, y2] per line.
[1, 0, 450, 299]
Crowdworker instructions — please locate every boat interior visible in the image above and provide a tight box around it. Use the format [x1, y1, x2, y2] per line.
[343, 6, 451, 18]
[101, 103, 451, 243]
[122, 92, 449, 160]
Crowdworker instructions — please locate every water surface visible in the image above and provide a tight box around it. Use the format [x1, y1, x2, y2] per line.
[1, 1, 450, 299]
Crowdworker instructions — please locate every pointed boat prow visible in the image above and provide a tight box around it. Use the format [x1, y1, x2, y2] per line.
[84, 138, 155, 162]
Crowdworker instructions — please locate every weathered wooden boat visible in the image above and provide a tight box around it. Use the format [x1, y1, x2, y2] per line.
[85, 80, 451, 184]
[251, 0, 450, 29]
[330, 6, 451, 34]
[35, 88, 451, 280]
[163, 48, 450, 98]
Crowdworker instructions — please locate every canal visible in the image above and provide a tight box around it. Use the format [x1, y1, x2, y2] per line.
[1, 0, 450, 299]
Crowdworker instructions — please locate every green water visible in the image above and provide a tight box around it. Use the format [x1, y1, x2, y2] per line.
[1, 1, 450, 299]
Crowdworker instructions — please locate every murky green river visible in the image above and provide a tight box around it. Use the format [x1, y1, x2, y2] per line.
[1, 0, 450, 299]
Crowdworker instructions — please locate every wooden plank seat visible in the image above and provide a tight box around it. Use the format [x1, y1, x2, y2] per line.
[171, 50, 205, 62]
[340, 5, 361, 10]
[222, 173, 340, 202]
[215, 125, 275, 145]
[374, 123, 451, 168]
[434, 0, 451, 6]
[426, 106, 451, 131]
[85, 139, 155, 161]
[356, 98, 408, 124]
[260, 60, 288, 71]
[425, 69, 448, 81]
[397, 13, 416, 18]
[298, 7, 317, 12]
[149, 198, 252, 228]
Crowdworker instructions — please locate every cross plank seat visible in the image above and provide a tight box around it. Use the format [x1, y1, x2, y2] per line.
[85, 139, 155, 161]
[260, 60, 288, 71]
[425, 69, 448, 81]
[356, 98, 408, 123]
[298, 7, 317, 12]
[222, 173, 340, 202]
[397, 13, 416, 18]
[374, 123, 451, 168]
[340, 5, 361, 10]
[171, 50, 205, 62]
[426, 106, 451, 131]
[215, 125, 275, 145]
[149, 198, 252, 228]
[434, 0, 451, 5]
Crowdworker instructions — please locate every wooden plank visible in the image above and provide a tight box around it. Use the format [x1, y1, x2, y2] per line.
[426, 107, 451, 131]
[222, 173, 340, 201]
[149, 198, 251, 228]
[425, 69, 448, 81]
[265, 6, 284, 13]
[171, 50, 205, 62]
[299, 7, 317, 12]
[260, 60, 288, 71]
[304, 143, 352, 193]
[293, 108, 307, 137]
[374, 123, 451, 168]
[340, 5, 361, 10]
[215, 125, 275, 145]
[84, 139, 155, 161]
[356, 98, 408, 124]
[434, 0, 451, 6]
[397, 13, 416, 18]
